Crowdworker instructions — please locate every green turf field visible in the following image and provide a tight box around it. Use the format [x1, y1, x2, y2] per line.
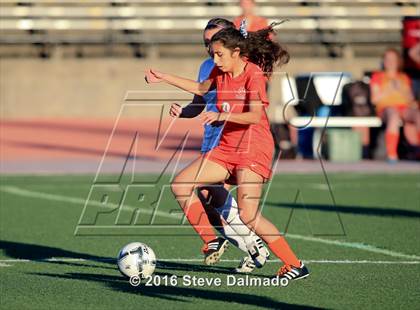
[1, 173, 419, 309]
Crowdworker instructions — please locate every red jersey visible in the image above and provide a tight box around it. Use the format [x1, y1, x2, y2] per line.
[208, 62, 274, 169]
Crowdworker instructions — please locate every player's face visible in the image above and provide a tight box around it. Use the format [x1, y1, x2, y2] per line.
[383, 51, 400, 72]
[203, 28, 221, 56]
[211, 41, 240, 73]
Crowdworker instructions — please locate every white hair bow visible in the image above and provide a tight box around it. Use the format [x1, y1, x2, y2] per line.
[239, 19, 248, 38]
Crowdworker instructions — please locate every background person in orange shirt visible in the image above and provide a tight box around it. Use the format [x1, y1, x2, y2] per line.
[370, 48, 420, 162]
[233, 0, 268, 32]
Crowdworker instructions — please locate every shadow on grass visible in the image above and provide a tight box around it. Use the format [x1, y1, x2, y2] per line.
[156, 261, 272, 278]
[0, 240, 112, 261]
[265, 202, 420, 219]
[0, 240, 272, 277]
[31, 271, 322, 309]
[6, 240, 320, 308]
[0, 240, 115, 270]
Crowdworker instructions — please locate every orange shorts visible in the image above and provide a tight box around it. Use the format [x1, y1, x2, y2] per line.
[203, 146, 273, 185]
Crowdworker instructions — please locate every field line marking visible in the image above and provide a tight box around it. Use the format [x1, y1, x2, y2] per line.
[160, 259, 420, 264]
[284, 234, 420, 260]
[0, 185, 182, 220]
[1, 185, 419, 261]
[0, 263, 12, 267]
[0, 258, 419, 265]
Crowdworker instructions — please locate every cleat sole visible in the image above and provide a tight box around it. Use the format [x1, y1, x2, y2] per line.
[204, 240, 228, 265]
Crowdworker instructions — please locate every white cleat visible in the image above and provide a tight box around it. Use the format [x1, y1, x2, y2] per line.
[247, 237, 270, 268]
[234, 256, 256, 273]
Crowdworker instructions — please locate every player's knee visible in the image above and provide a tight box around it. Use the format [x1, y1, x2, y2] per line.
[170, 179, 193, 198]
[170, 180, 178, 195]
[386, 116, 401, 130]
[385, 108, 400, 121]
[239, 207, 257, 225]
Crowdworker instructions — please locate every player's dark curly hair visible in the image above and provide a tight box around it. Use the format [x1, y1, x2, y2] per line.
[210, 21, 290, 77]
[204, 17, 235, 31]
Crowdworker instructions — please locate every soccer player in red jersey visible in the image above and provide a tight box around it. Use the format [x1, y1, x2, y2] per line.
[170, 18, 270, 272]
[145, 22, 309, 280]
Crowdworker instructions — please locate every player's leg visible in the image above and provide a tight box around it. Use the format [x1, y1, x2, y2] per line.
[197, 186, 226, 235]
[197, 186, 256, 272]
[196, 186, 235, 265]
[220, 196, 270, 273]
[199, 184, 248, 250]
[198, 185, 252, 257]
[235, 168, 309, 280]
[204, 184, 270, 270]
[382, 107, 402, 161]
[171, 156, 229, 265]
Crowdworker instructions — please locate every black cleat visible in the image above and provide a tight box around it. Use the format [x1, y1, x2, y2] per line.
[276, 262, 310, 281]
[202, 237, 228, 265]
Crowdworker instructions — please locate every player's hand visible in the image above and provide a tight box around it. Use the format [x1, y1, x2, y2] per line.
[145, 68, 164, 83]
[201, 111, 225, 125]
[169, 103, 182, 118]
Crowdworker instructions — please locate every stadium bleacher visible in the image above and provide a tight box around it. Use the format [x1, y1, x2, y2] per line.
[0, 0, 418, 58]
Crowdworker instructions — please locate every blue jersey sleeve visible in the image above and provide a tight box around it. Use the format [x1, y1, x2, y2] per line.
[196, 58, 224, 153]
[198, 58, 215, 82]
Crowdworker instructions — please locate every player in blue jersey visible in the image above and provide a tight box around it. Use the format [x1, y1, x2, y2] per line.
[169, 18, 269, 273]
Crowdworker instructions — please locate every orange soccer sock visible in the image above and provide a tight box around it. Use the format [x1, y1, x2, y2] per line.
[268, 236, 301, 268]
[385, 132, 399, 159]
[184, 200, 217, 245]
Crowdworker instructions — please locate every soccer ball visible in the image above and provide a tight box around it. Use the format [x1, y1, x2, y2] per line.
[117, 242, 156, 278]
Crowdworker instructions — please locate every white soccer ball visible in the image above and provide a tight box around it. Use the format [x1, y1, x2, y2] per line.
[117, 242, 156, 278]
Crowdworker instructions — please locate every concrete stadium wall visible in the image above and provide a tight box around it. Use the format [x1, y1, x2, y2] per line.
[0, 57, 381, 119]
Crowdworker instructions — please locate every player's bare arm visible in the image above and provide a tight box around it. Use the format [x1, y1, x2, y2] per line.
[145, 68, 213, 96]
